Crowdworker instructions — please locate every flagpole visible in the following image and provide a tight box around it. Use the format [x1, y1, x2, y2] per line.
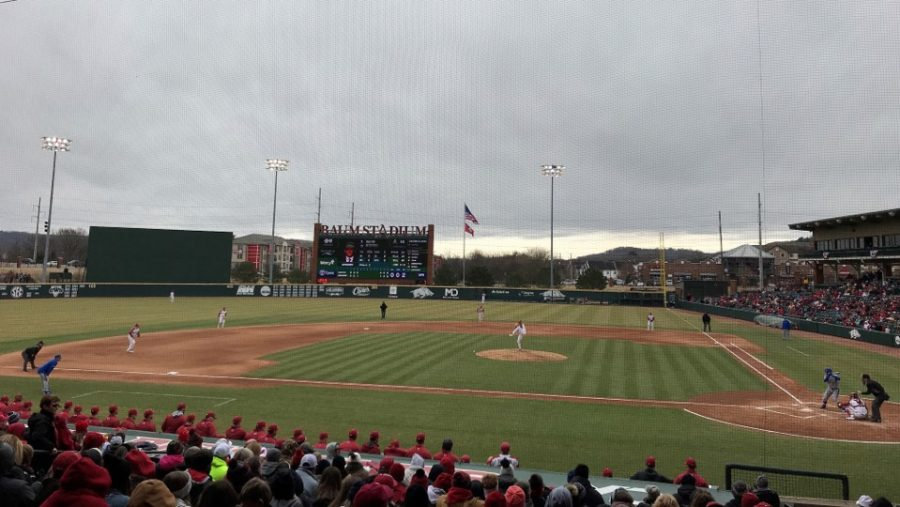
[462, 217, 467, 287]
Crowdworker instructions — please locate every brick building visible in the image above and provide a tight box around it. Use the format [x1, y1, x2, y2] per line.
[232, 234, 312, 277]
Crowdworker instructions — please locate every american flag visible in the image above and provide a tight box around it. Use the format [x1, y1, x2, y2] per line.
[464, 223, 475, 237]
[464, 204, 479, 224]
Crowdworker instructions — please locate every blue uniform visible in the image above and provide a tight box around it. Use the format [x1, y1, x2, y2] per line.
[37, 358, 59, 375]
[37, 357, 59, 395]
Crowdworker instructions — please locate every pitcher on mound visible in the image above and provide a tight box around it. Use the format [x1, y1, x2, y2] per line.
[510, 320, 527, 351]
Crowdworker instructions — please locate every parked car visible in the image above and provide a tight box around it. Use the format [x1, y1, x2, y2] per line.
[21, 258, 35, 264]
[66, 260, 83, 267]
[46, 260, 58, 267]
[541, 289, 567, 302]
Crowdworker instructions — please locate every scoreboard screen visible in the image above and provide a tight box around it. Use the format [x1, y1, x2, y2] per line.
[313, 224, 433, 284]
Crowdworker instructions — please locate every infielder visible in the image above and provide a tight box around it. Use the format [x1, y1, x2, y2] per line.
[127, 323, 141, 353]
[37, 354, 62, 395]
[477, 305, 485, 323]
[647, 312, 655, 331]
[217, 307, 228, 328]
[839, 392, 868, 421]
[510, 320, 527, 351]
[821, 367, 840, 409]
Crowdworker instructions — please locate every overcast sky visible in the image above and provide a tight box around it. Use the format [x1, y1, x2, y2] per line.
[2, 1, 899, 257]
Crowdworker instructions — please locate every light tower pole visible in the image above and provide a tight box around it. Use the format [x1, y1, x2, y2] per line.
[541, 164, 564, 289]
[40, 136, 71, 283]
[266, 159, 289, 284]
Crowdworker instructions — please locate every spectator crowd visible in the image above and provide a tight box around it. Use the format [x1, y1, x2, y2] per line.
[714, 275, 900, 333]
[0, 394, 895, 507]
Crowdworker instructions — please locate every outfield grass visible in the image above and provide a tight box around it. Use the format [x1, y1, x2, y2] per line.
[253, 331, 766, 399]
[2, 297, 900, 498]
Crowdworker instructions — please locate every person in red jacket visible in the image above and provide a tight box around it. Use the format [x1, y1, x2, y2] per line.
[71, 405, 86, 424]
[42, 456, 112, 507]
[314, 431, 329, 449]
[360, 431, 381, 454]
[55, 411, 76, 450]
[161, 402, 187, 434]
[340, 428, 361, 452]
[433, 438, 459, 463]
[247, 420, 267, 441]
[266, 423, 283, 446]
[225, 416, 246, 440]
[101, 404, 120, 428]
[673, 457, 709, 488]
[196, 411, 220, 438]
[60, 400, 73, 421]
[120, 408, 138, 429]
[407, 432, 432, 459]
[88, 406, 102, 426]
[135, 409, 156, 432]
[383, 439, 408, 457]
[292, 428, 306, 444]
[9, 394, 24, 412]
[19, 400, 33, 420]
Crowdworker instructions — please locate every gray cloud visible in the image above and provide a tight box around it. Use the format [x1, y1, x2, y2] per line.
[2, 1, 898, 256]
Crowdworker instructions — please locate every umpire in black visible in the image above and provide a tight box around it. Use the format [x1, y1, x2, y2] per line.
[21, 340, 44, 372]
[861, 373, 890, 423]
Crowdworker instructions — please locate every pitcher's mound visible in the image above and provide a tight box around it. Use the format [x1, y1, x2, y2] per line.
[476, 349, 568, 362]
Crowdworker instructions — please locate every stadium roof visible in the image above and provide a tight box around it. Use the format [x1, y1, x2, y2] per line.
[720, 244, 774, 259]
[788, 208, 900, 231]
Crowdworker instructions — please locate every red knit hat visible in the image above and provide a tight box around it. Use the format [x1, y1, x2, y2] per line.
[90, 406, 99, 415]
[143, 409, 154, 418]
[206, 411, 215, 419]
[186, 413, 196, 422]
[73, 405, 82, 413]
[64, 400, 73, 409]
[177, 402, 186, 410]
[505, 485, 526, 507]
[415, 432, 425, 443]
[500, 441, 510, 453]
[128, 408, 138, 416]
[268, 424, 279, 434]
[353, 482, 392, 507]
[82, 431, 105, 450]
[646, 456, 656, 467]
[685, 457, 697, 469]
[370, 431, 379, 440]
[349, 428, 358, 439]
[75, 420, 89, 432]
[126, 449, 156, 477]
[294, 429, 304, 438]
[255, 420, 266, 430]
[232, 415, 242, 424]
[486, 491, 507, 507]
[602, 468, 613, 477]
[319, 432, 328, 441]
[52, 450, 81, 476]
[108, 405, 118, 414]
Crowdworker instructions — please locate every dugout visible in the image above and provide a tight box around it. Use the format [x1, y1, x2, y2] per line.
[85, 226, 233, 283]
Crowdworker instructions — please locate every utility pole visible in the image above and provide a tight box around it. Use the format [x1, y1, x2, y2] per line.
[718, 210, 723, 263]
[758, 193, 764, 291]
[350, 202, 355, 226]
[32, 197, 42, 260]
[316, 187, 322, 224]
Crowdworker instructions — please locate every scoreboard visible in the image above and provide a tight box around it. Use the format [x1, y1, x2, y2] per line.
[312, 224, 434, 284]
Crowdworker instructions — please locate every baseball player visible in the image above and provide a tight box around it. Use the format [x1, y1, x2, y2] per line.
[217, 307, 228, 328]
[839, 392, 868, 420]
[510, 320, 527, 351]
[477, 305, 485, 323]
[21, 340, 44, 371]
[37, 354, 62, 395]
[126, 323, 141, 353]
[821, 367, 841, 409]
[647, 312, 655, 331]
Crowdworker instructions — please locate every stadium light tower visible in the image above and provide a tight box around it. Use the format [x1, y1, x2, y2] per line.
[266, 158, 289, 284]
[40, 136, 71, 283]
[541, 164, 564, 289]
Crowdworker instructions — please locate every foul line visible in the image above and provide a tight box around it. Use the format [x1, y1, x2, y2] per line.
[71, 390, 236, 406]
[787, 346, 810, 357]
[667, 309, 804, 405]
[729, 342, 774, 370]
[683, 408, 900, 445]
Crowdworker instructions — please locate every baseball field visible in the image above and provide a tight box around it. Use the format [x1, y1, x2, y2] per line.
[1, 296, 899, 498]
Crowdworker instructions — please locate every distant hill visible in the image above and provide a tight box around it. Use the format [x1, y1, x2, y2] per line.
[0, 231, 36, 250]
[577, 246, 711, 263]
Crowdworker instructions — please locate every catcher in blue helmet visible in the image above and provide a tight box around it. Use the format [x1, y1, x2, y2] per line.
[821, 367, 841, 409]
